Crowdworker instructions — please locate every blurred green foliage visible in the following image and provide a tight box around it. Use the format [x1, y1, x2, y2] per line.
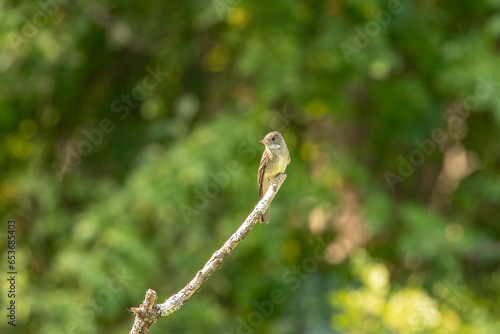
[1, 0, 500, 333]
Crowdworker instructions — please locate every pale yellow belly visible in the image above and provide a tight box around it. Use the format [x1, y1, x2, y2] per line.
[266, 153, 289, 181]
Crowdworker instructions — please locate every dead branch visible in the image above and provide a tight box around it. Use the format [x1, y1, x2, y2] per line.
[129, 173, 287, 334]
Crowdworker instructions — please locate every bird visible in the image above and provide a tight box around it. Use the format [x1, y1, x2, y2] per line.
[257, 131, 290, 223]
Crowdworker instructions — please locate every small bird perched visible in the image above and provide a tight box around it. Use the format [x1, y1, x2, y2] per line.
[257, 131, 290, 223]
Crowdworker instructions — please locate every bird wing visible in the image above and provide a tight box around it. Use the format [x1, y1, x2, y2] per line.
[258, 148, 272, 199]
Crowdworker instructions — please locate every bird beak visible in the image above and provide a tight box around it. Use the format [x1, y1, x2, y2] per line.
[259, 139, 267, 144]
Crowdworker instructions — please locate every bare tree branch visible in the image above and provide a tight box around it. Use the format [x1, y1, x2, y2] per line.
[129, 173, 288, 334]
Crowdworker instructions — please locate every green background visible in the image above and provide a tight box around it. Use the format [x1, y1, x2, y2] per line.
[1, 0, 500, 333]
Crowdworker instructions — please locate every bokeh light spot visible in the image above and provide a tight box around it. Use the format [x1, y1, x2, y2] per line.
[203, 45, 231, 72]
[445, 223, 464, 242]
